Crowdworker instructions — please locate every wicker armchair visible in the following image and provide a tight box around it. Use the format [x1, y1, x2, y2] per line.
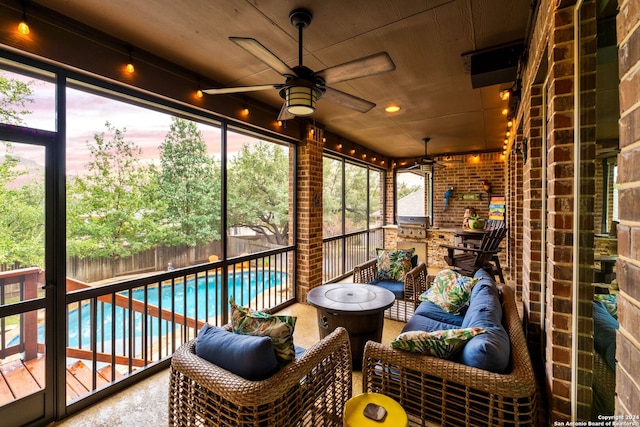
[168, 326, 352, 427]
[362, 284, 537, 426]
[353, 259, 428, 321]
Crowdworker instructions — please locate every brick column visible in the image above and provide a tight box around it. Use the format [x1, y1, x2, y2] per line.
[615, 0, 640, 416]
[296, 125, 324, 303]
[544, 1, 596, 419]
[544, 4, 578, 420]
[523, 84, 545, 352]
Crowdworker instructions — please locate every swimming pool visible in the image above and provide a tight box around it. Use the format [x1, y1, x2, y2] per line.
[11, 270, 287, 348]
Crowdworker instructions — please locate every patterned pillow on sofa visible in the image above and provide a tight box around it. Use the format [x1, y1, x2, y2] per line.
[420, 269, 479, 314]
[391, 327, 486, 358]
[230, 297, 297, 365]
[375, 248, 415, 281]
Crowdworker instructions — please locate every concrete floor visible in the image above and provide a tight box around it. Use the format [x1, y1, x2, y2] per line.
[52, 301, 406, 427]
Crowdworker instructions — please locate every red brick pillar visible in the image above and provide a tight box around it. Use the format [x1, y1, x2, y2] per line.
[544, 1, 597, 420]
[523, 84, 545, 347]
[615, 0, 640, 416]
[296, 125, 324, 303]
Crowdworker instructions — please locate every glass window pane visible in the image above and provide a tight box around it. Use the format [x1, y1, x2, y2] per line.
[0, 142, 45, 293]
[0, 61, 56, 131]
[226, 129, 293, 257]
[0, 141, 46, 405]
[323, 156, 343, 238]
[344, 163, 368, 233]
[65, 84, 222, 283]
[396, 171, 425, 217]
[369, 169, 382, 228]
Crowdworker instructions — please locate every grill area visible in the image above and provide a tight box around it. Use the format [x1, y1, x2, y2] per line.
[397, 216, 430, 239]
[396, 216, 429, 265]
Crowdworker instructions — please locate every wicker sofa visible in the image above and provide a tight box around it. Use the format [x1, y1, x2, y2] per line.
[362, 269, 537, 426]
[168, 326, 352, 427]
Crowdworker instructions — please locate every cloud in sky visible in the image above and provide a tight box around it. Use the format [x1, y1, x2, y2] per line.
[4, 69, 286, 175]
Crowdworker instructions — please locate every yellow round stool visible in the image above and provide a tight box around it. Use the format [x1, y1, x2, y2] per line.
[343, 392, 408, 427]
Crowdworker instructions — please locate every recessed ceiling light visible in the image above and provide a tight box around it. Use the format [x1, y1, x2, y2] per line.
[385, 105, 401, 113]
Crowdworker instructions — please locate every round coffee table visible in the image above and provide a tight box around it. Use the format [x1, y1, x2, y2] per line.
[307, 283, 395, 369]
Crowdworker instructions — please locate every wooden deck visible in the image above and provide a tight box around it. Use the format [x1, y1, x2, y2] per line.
[0, 355, 123, 406]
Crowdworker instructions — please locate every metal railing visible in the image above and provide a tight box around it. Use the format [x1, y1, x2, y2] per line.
[0, 248, 295, 407]
[322, 227, 383, 283]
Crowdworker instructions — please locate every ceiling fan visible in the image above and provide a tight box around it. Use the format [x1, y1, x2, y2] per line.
[406, 138, 445, 171]
[203, 8, 396, 121]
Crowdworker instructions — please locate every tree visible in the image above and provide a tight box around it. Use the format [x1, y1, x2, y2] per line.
[0, 72, 33, 125]
[322, 157, 343, 237]
[154, 117, 221, 247]
[322, 157, 380, 236]
[0, 73, 44, 268]
[397, 181, 421, 200]
[0, 145, 45, 267]
[66, 122, 157, 259]
[227, 141, 290, 246]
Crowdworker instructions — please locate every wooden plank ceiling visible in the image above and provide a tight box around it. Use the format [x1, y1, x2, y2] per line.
[33, 0, 531, 159]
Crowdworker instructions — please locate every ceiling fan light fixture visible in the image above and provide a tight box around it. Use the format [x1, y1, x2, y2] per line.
[385, 105, 401, 113]
[285, 85, 318, 116]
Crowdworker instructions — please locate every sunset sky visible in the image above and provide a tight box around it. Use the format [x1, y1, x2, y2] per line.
[2, 68, 276, 176]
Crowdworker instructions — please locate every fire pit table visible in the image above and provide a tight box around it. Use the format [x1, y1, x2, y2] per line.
[307, 283, 395, 369]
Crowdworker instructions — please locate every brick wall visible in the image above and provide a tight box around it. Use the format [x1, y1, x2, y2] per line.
[431, 152, 506, 229]
[615, 0, 640, 417]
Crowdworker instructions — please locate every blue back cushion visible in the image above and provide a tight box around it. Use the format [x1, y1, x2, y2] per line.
[456, 272, 511, 373]
[402, 312, 459, 334]
[195, 323, 279, 381]
[414, 300, 465, 327]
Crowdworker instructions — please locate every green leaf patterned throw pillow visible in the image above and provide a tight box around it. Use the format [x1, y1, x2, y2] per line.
[375, 248, 415, 281]
[420, 269, 479, 314]
[391, 327, 486, 358]
[229, 297, 297, 365]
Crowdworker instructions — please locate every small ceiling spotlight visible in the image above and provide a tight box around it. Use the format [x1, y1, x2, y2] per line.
[385, 105, 401, 113]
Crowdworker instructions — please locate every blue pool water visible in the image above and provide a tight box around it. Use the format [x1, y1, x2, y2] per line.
[11, 270, 286, 348]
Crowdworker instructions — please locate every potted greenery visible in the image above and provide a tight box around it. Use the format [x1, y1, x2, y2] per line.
[467, 215, 486, 230]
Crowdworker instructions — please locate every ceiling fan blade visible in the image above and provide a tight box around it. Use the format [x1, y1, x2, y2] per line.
[316, 52, 395, 84]
[277, 102, 295, 121]
[230, 37, 295, 77]
[203, 84, 280, 95]
[323, 87, 376, 113]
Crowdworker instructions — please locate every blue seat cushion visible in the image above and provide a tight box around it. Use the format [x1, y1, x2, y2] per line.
[195, 323, 279, 381]
[456, 278, 510, 374]
[295, 345, 307, 359]
[371, 280, 404, 299]
[414, 301, 465, 327]
[402, 312, 459, 334]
